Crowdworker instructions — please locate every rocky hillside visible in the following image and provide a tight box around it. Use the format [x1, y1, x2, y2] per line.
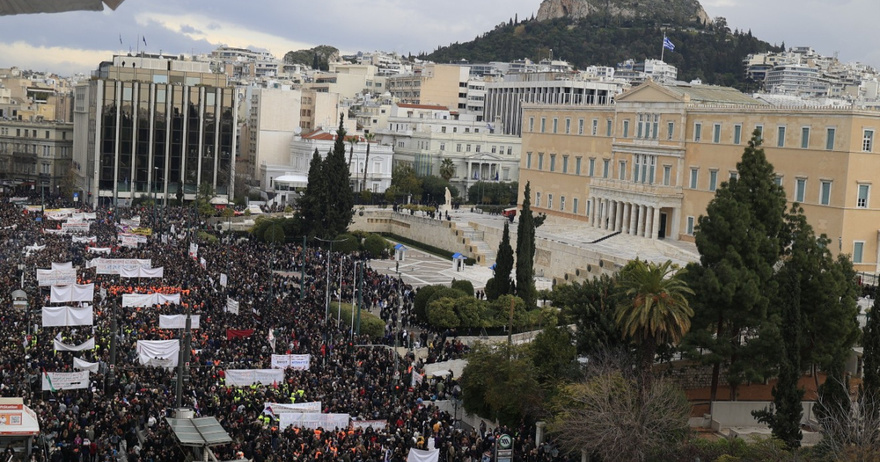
[536, 0, 710, 25]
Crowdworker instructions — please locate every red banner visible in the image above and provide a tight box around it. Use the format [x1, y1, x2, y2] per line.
[227, 329, 254, 340]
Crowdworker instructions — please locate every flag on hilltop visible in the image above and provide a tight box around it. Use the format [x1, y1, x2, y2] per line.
[663, 36, 675, 51]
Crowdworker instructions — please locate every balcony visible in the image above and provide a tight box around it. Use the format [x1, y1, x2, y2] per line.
[589, 177, 683, 206]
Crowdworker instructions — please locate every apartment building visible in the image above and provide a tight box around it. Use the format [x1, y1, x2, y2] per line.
[386, 64, 473, 111]
[0, 119, 73, 194]
[519, 80, 880, 273]
[73, 54, 236, 207]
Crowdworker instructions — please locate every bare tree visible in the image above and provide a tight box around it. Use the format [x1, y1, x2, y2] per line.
[814, 380, 880, 461]
[549, 351, 690, 462]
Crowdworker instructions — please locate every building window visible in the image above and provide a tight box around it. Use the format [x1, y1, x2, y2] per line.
[623, 120, 629, 138]
[795, 178, 806, 202]
[606, 119, 612, 136]
[529, 117, 535, 132]
[550, 154, 556, 172]
[540, 118, 546, 133]
[586, 200, 591, 218]
[562, 155, 569, 173]
[853, 241, 865, 264]
[456, 144, 462, 152]
[547, 194, 553, 209]
[689, 168, 699, 189]
[730, 171, 738, 180]
[526, 152, 532, 169]
[801, 127, 810, 149]
[538, 153, 544, 170]
[826, 127, 835, 150]
[575, 157, 582, 175]
[755, 125, 763, 141]
[466, 144, 472, 152]
[633, 154, 655, 184]
[578, 118, 585, 135]
[475, 145, 481, 153]
[552, 118, 558, 133]
[864, 129, 874, 152]
[652, 114, 659, 139]
[439, 143, 445, 151]
[694, 123, 702, 142]
[663, 165, 671, 186]
[713, 124, 721, 143]
[560, 196, 566, 211]
[565, 118, 571, 134]
[589, 158, 595, 177]
[777, 126, 786, 147]
[592, 119, 598, 136]
[536, 192, 541, 208]
[734, 124, 742, 145]
[709, 170, 718, 191]
[858, 184, 870, 208]
[686, 216, 695, 236]
[775, 175, 783, 187]
[637, 114, 644, 138]
[820, 180, 831, 205]
[667, 121, 674, 140]
[618, 160, 626, 180]
[573, 197, 579, 214]
[603, 159, 610, 178]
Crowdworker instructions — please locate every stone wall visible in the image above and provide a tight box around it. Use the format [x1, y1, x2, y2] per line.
[351, 210, 482, 260]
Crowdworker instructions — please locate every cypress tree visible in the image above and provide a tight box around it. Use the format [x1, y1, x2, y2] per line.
[516, 182, 537, 307]
[322, 115, 354, 238]
[486, 222, 514, 300]
[862, 295, 880, 427]
[300, 148, 326, 235]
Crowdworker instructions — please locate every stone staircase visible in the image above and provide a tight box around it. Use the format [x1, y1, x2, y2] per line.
[450, 222, 496, 266]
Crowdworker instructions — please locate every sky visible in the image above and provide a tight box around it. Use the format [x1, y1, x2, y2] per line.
[0, 0, 877, 76]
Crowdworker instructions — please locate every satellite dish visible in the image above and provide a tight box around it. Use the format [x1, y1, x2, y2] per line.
[294, 127, 302, 135]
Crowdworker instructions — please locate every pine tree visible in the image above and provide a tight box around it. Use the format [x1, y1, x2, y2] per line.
[486, 222, 514, 300]
[516, 182, 537, 307]
[300, 148, 326, 235]
[322, 115, 354, 238]
[683, 130, 787, 401]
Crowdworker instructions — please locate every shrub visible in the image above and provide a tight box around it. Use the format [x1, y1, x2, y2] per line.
[451, 279, 475, 297]
[414, 285, 442, 322]
[363, 233, 390, 257]
[334, 233, 360, 253]
[427, 298, 460, 328]
[329, 302, 385, 340]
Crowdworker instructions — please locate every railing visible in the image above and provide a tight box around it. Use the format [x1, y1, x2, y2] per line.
[589, 177, 683, 198]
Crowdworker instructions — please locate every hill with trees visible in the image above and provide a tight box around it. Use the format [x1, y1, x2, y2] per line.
[421, 12, 782, 89]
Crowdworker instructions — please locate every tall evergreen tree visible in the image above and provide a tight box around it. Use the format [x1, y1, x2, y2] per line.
[322, 115, 355, 238]
[486, 221, 514, 300]
[300, 148, 326, 235]
[516, 182, 537, 307]
[683, 130, 788, 401]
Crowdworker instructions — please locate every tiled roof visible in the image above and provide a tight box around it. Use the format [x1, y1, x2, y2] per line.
[397, 103, 448, 111]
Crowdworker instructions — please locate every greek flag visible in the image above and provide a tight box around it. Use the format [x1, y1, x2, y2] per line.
[663, 37, 675, 51]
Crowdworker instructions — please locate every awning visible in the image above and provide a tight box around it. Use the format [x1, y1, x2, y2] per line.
[273, 174, 309, 188]
[394, 244, 406, 251]
[451, 253, 465, 259]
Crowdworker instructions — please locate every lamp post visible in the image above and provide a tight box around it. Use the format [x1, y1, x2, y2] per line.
[314, 237, 349, 324]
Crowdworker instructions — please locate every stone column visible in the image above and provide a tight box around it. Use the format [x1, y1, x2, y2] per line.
[535, 421, 546, 446]
[629, 203, 639, 235]
[623, 203, 632, 234]
[638, 204, 647, 236]
[644, 206, 654, 238]
[590, 198, 596, 227]
[604, 199, 612, 230]
[652, 206, 662, 239]
[615, 201, 624, 231]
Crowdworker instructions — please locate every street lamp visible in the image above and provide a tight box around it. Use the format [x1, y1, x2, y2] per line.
[314, 237, 349, 324]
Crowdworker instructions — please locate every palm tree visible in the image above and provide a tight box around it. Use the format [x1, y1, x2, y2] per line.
[615, 259, 694, 382]
[347, 135, 359, 170]
[362, 132, 375, 193]
[439, 158, 456, 181]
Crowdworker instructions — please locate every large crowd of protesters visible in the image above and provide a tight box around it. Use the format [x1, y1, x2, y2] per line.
[0, 193, 571, 462]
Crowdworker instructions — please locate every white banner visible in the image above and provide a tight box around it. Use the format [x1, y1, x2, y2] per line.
[119, 234, 140, 248]
[159, 315, 200, 330]
[351, 420, 388, 430]
[224, 369, 284, 387]
[73, 357, 99, 373]
[279, 413, 350, 431]
[220, 273, 227, 287]
[226, 298, 239, 315]
[120, 217, 141, 227]
[42, 306, 93, 327]
[93, 258, 151, 275]
[51, 262, 73, 270]
[61, 222, 90, 234]
[270, 354, 311, 370]
[71, 236, 97, 244]
[263, 402, 322, 414]
[42, 371, 89, 391]
[88, 247, 111, 254]
[189, 243, 198, 260]
[36, 268, 77, 286]
[122, 293, 180, 307]
[119, 266, 164, 278]
[407, 448, 440, 462]
[136, 340, 180, 369]
[70, 212, 96, 222]
[50, 284, 95, 303]
[54, 337, 95, 352]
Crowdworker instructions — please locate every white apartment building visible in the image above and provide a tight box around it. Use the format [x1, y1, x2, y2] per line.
[378, 103, 521, 196]
[765, 64, 828, 96]
[484, 72, 625, 136]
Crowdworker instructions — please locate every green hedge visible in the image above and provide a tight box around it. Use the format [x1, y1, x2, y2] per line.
[329, 302, 385, 340]
[381, 233, 477, 265]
